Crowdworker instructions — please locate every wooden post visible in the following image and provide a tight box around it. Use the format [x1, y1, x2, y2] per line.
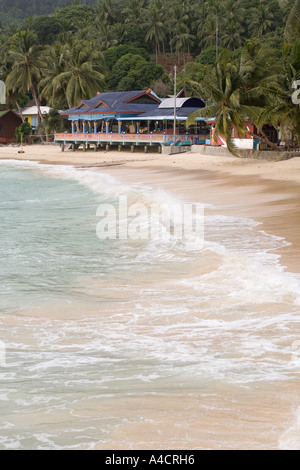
[173, 65, 177, 143]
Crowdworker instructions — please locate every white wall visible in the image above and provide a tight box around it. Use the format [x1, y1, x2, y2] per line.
[233, 138, 254, 149]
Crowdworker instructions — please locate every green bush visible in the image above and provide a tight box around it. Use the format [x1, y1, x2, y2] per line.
[15, 121, 32, 142]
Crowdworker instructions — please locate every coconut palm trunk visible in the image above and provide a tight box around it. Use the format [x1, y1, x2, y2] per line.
[5, 30, 46, 141]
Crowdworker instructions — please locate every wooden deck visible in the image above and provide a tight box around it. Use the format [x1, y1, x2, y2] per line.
[54, 132, 206, 149]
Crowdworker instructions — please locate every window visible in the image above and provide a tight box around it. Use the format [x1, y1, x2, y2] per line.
[31, 116, 38, 128]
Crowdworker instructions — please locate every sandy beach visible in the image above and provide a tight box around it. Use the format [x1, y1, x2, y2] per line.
[1, 143, 300, 273]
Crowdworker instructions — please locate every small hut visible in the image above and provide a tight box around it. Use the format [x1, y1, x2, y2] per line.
[0, 110, 22, 144]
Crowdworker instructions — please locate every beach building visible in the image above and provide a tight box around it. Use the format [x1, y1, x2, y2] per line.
[21, 102, 52, 133]
[55, 89, 210, 151]
[120, 96, 209, 143]
[56, 88, 274, 151]
[0, 109, 22, 144]
[210, 120, 279, 150]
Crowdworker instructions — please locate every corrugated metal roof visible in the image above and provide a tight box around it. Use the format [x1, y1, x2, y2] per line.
[133, 107, 205, 119]
[159, 97, 205, 109]
[159, 98, 188, 108]
[21, 106, 51, 115]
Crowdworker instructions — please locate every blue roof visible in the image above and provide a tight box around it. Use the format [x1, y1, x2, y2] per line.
[60, 90, 206, 121]
[61, 90, 161, 117]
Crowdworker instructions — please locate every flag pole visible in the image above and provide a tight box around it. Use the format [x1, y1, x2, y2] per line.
[173, 65, 177, 143]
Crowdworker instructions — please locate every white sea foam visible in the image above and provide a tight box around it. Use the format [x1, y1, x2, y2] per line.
[279, 407, 300, 450]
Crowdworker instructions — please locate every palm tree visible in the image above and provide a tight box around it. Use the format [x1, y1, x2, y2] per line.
[186, 44, 283, 154]
[257, 39, 300, 146]
[144, 4, 166, 64]
[222, 19, 244, 51]
[284, 0, 300, 43]
[122, 0, 145, 26]
[200, 17, 221, 50]
[171, 24, 194, 65]
[248, 1, 274, 37]
[5, 30, 45, 121]
[45, 40, 105, 109]
[186, 51, 247, 154]
[110, 23, 125, 46]
[165, 1, 189, 53]
[97, 0, 113, 23]
[39, 42, 69, 109]
[193, 1, 209, 40]
[38, 108, 69, 140]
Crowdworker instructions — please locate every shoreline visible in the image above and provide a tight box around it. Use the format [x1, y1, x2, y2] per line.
[1, 143, 300, 273]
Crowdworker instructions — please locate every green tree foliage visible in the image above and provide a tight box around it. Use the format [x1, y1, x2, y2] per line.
[103, 45, 150, 70]
[177, 62, 210, 96]
[196, 46, 225, 66]
[38, 108, 70, 137]
[42, 39, 105, 108]
[108, 53, 163, 91]
[187, 42, 284, 154]
[0, 1, 97, 23]
[25, 16, 62, 45]
[53, 3, 96, 31]
[1, 0, 300, 150]
[5, 30, 45, 120]
[15, 120, 31, 142]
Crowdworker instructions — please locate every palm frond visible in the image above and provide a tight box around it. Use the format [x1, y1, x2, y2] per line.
[285, 0, 300, 43]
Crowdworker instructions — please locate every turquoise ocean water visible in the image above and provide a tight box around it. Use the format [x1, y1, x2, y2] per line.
[0, 160, 300, 450]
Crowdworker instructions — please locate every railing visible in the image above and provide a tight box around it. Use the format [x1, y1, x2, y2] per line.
[54, 132, 207, 146]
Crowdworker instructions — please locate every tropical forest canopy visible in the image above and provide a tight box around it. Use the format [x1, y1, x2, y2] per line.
[1, 0, 300, 150]
[0, 0, 98, 23]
